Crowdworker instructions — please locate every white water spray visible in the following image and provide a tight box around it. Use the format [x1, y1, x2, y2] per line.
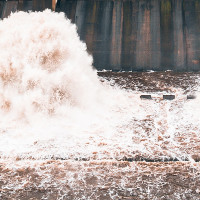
[0, 10, 199, 162]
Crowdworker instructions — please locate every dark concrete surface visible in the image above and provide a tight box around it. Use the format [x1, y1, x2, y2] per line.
[0, 0, 51, 15]
[56, 0, 200, 71]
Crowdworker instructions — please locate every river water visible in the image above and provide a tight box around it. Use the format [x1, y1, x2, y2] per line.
[0, 9, 200, 162]
[0, 10, 200, 200]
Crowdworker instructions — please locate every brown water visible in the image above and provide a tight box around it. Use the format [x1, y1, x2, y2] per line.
[1, 70, 200, 199]
[0, 9, 200, 200]
[1, 160, 200, 200]
[98, 71, 200, 93]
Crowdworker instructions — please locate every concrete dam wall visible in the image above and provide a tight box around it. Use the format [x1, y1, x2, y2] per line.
[1, 0, 200, 71]
[56, 0, 200, 71]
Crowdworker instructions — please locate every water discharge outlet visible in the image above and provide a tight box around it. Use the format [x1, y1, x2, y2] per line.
[140, 95, 152, 99]
[163, 95, 175, 100]
[140, 94, 196, 100]
[187, 94, 196, 99]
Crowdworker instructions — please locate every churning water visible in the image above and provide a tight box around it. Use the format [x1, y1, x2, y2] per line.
[0, 10, 200, 163]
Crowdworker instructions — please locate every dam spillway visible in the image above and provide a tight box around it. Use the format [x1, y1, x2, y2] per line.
[0, 2, 200, 200]
[1, 0, 200, 71]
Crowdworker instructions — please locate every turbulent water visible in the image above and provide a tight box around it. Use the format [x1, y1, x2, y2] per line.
[0, 10, 199, 163]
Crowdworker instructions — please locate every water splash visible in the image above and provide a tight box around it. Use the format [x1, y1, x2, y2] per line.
[0, 10, 101, 115]
[0, 10, 136, 159]
[0, 10, 199, 163]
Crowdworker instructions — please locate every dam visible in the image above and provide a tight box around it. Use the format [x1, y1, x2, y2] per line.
[1, 0, 200, 71]
[0, 1, 200, 200]
[57, 0, 200, 71]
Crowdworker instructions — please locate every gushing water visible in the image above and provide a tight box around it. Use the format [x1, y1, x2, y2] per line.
[0, 10, 199, 163]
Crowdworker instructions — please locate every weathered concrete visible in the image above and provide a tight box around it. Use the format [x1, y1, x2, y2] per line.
[56, 0, 200, 71]
[1, 1, 18, 19]
[0, 0, 54, 16]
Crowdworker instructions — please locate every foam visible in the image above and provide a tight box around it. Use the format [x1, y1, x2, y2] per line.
[0, 10, 199, 162]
